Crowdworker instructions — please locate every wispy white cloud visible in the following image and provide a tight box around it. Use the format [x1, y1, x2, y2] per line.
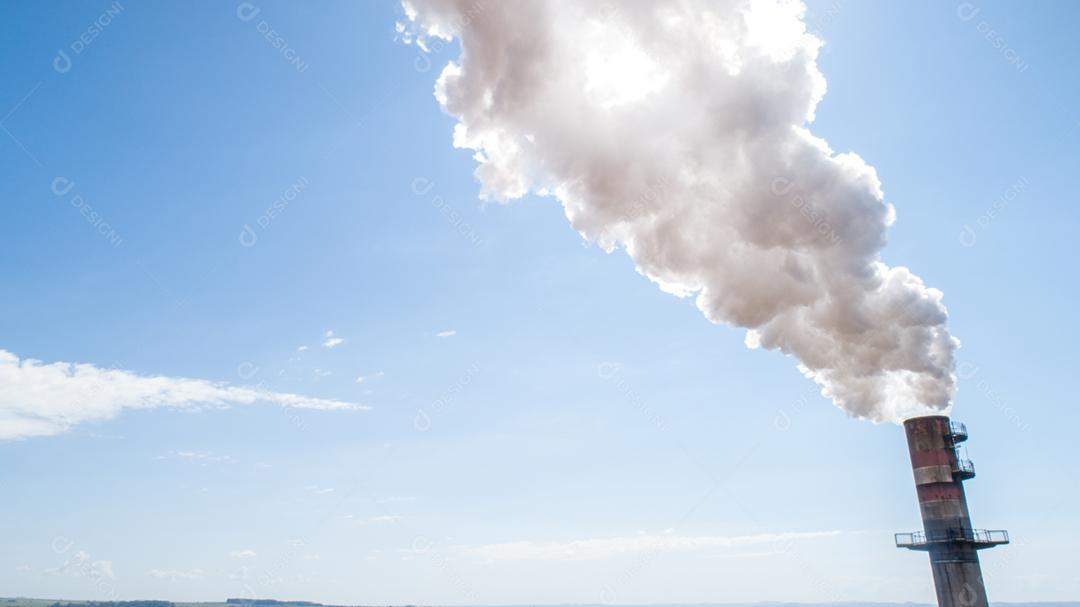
[230, 549, 257, 559]
[0, 349, 366, 440]
[355, 371, 385, 384]
[368, 514, 402, 523]
[45, 551, 113, 579]
[435, 330, 456, 338]
[322, 330, 344, 348]
[297, 345, 309, 352]
[156, 450, 235, 465]
[146, 568, 204, 581]
[457, 530, 845, 561]
[14, 564, 30, 573]
[347, 514, 402, 524]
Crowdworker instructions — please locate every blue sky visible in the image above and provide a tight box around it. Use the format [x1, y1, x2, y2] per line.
[1, 0, 1078, 603]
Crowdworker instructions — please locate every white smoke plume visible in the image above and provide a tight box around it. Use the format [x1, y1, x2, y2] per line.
[400, 0, 959, 423]
[0, 350, 365, 440]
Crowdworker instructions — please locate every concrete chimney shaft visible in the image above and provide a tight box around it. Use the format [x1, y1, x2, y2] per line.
[896, 415, 1008, 607]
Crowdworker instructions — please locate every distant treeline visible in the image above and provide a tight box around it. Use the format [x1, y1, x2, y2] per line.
[223, 602, 416, 607]
[227, 596, 324, 600]
[50, 603, 173, 607]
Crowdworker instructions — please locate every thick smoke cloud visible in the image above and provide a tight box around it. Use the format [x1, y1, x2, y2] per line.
[400, 0, 958, 422]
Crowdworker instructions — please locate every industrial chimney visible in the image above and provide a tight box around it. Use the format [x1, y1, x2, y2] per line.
[896, 415, 1009, 607]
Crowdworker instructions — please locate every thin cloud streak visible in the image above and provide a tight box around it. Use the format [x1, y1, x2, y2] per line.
[0, 349, 366, 440]
[457, 530, 847, 561]
[146, 568, 204, 581]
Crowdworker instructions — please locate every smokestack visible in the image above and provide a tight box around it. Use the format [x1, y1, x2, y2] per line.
[897, 415, 1008, 607]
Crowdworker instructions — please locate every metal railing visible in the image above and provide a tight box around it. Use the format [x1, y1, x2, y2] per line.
[948, 421, 968, 442]
[895, 528, 1009, 548]
[953, 457, 975, 477]
[895, 532, 924, 547]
